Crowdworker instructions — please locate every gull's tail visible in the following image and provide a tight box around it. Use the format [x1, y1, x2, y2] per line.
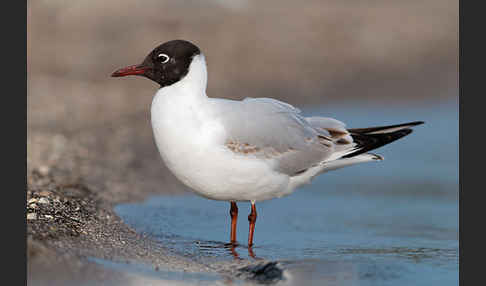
[342, 121, 424, 159]
[288, 120, 424, 189]
[315, 121, 424, 175]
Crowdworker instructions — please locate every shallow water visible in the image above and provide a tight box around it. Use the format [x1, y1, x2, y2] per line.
[114, 98, 458, 285]
[87, 257, 222, 285]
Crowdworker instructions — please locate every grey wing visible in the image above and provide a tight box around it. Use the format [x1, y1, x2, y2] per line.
[216, 97, 339, 176]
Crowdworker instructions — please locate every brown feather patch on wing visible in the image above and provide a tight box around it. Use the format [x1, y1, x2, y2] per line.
[225, 141, 262, 154]
[326, 128, 349, 139]
[225, 140, 302, 158]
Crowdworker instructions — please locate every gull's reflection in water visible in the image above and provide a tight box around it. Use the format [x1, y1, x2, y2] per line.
[223, 242, 260, 260]
[195, 240, 261, 260]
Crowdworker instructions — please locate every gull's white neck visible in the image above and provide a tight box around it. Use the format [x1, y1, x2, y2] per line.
[150, 53, 218, 193]
[158, 54, 208, 100]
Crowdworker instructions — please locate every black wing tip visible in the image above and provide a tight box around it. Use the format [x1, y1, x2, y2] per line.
[408, 121, 425, 126]
[401, 128, 413, 136]
[342, 127, 415, 159]
[390, 120, 425, 127]
[341, 121, 423, 159]
[347, 120, 424, 135]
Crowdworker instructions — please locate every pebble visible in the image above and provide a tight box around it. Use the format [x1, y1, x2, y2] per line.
[27, 213, 37, 220]
[38, 198, 49, 204]
[28, 198, 38, 204]
[30, 203, 38, 209]
[238, 262, 284, 284]
[44, 215, 54, 219]
[38, 165, 50, 176]
[39, 190, 51, 196]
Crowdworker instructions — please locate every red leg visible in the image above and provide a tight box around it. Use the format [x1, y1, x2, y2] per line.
[247, 201, 257, 247]
[248, 246, 256, 259]
[229, 243, 240, 259]
[230, 202, 238, 243]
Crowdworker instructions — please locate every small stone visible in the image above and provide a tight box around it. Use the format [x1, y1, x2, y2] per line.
[29, 203, 38, 209]
[38, 198, 49, 204]
[38, 165, 50, 176]
[238, 262, 284, 284]
[27, 213, 37, 220]
[44, 215, 54, 219]
[39, 191, 51, 196]
[28, 198, 38, 204]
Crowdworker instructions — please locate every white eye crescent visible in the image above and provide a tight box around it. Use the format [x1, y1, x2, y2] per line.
[158, 53, 170, 63]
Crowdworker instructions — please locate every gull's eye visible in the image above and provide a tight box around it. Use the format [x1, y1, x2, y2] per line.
[158, 53, 170, 64]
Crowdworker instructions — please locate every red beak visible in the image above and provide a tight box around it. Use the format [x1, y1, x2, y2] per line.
[111, 64, 150, 77]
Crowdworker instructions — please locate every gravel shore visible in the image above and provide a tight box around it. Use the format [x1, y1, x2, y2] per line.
[26, 169, 211, 285]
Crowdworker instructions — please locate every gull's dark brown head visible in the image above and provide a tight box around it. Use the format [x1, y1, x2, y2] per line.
[111, 39, 201, 87]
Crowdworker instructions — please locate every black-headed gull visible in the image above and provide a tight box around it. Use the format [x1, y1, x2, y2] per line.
[112, 40, 423, 248]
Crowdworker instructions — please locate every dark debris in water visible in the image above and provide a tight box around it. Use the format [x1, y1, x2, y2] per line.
[237, 261, 284, 285]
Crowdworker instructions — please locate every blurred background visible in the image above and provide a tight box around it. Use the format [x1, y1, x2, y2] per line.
[27, 0, 458, 203]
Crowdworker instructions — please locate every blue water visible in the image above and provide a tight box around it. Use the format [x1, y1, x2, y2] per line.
[115, 98, 458, 285]
[87, 257, 221, 285]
